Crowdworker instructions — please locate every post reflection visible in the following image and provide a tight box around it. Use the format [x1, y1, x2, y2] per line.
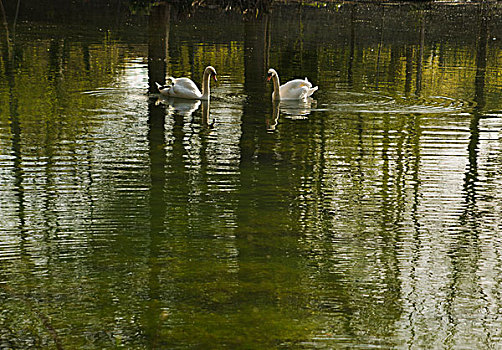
[415, 10, 426, 96]
[145, 3, 170, 345]
[145, 96, 167, 347]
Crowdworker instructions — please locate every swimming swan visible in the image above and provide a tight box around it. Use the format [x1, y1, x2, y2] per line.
[156, 66, 217, 100]
[266, 68, 318, 101]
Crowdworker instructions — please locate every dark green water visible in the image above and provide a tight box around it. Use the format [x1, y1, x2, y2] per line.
[1, 1, 502, 348]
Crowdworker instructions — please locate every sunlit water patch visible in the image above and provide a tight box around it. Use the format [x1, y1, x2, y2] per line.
[320, 90, 471, 115]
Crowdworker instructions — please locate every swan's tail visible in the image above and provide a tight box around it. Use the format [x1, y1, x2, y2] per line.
[156, 82, 171, 91]
[156, 78, 176, 91]
[308, 86, 318, 97]
[155, 82, 171, 96]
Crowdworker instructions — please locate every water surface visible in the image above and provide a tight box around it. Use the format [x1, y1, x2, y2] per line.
[1, 1, 502, 348]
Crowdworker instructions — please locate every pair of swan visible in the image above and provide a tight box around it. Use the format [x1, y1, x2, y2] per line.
[156, 66, 318, 101]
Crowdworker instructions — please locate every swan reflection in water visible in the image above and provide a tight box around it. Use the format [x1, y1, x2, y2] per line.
[266, 98, 316, 131]
[156, 97, 214, 128]
[156, 96, 201, 117]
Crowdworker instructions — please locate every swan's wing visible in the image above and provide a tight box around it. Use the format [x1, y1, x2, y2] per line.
[283, 86, 310, 100]
[281, 79, 312, 90]
[169, 78, 202, 99]
[173, 78, 200, 92]
[298, 86, 311, 100]
[280, 79, 314, 100]
[171, 77, 193, 86]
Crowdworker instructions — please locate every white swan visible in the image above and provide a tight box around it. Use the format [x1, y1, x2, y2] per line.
[267, 68, 318, 101]
[156, 66, 217, 100]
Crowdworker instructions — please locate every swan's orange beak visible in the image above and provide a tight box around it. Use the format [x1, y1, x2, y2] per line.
[213, 75, 217, 82]
[267, 75, 272, 82]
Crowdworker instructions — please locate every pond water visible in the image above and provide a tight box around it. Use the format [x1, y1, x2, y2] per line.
[1, 1, 502, 348]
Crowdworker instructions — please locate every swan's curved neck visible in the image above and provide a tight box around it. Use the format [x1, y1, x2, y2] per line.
[272, 74, 281, 100]
[202, 70, 211, 100]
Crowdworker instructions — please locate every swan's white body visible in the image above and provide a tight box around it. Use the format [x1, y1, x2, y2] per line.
[267, 68, 318, 100]
[156, 66, 217, 100]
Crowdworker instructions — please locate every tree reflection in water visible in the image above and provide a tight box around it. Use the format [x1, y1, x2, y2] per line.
[0, 1, 501, 348]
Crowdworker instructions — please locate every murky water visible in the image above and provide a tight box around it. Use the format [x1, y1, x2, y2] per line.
[1, 1, 502, 348]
